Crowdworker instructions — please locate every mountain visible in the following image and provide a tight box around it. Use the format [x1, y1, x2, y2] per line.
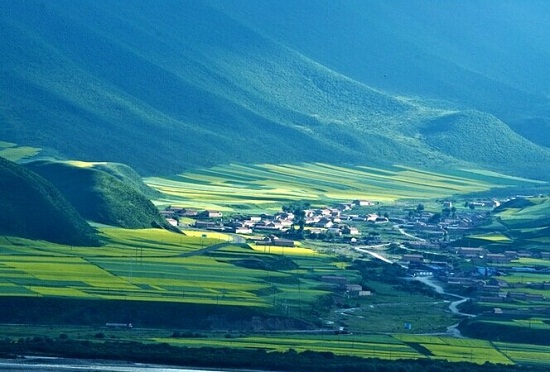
[25, 160, 175, 230]
[0, 0, 549, 179]
[0, 156, 99, 246]
[213, 0, 550, 148]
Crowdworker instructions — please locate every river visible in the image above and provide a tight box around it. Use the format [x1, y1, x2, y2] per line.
[412, 276, 477, 337]
[0, 357, 224, 372]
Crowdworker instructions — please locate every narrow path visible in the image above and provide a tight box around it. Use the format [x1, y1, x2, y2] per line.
[353, 246, 393, 264]
[395, 225, 426, 241]
[353, 246, 409, 269]
[179, 234, 247, 257]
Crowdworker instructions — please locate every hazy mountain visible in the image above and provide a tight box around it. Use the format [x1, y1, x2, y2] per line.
[211, 0, 550, 148]
[0, 156, 99, 246]
[25, 160, 176, 230]
[0, 0, 549, 179]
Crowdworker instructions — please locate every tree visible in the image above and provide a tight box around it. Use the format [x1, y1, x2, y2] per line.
[451, 206, 457, 218]
[282, 201, 309, 239]
[428, 212, 441, 223]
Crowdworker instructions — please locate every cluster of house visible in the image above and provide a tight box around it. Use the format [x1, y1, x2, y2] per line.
[161, 196, 549, 309]
[320, 275, 372, 298]
[160, 197, 511, 256]
[160, 200, 389, 246]
[399, 212, 490, 240]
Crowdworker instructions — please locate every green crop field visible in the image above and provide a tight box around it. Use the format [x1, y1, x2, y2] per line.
[156, 333, 422, 360]
[467, 233, 512, 242]
[394, 334, 513, 364]
[145, 163, 544, 213]
[0, 227, 350, 310]
[154, 333, 550, 365]
[494, 342, 550, 366]
[2, 160, 549, 366]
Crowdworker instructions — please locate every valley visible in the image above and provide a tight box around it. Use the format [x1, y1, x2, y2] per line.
[1, 0, 550, 370]
[1, 161, 549, 369]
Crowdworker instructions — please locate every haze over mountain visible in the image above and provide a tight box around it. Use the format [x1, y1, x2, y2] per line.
[213, 0, 550, 148]
[1, 0, 549, 179]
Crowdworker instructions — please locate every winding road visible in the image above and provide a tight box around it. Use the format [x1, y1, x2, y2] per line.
[413, 274, 476, 318]
[395, 225, 426, 241]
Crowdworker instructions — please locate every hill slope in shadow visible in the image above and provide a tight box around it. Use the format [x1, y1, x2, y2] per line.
[25, 160, 175, 230]
[215, 0, 550, 148]
[0, 156, 99, 246]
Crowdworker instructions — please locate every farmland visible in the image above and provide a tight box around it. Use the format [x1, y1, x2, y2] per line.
[145, 163, 545, 213]
[2, 322, 549, 367]
[0, 228, 344, 310]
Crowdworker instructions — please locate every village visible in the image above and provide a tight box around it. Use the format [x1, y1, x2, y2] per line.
[160, 196, 550, 307]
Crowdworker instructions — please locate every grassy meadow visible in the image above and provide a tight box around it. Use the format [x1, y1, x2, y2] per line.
[145, 163, 545, 213]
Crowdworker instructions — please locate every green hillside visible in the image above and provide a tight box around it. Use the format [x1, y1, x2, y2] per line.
[0, 0, 549, 179]
[0, 156, 99, 246]
[493, 197, 550, 242]
[462, 197, 550, 253]
[25, 160, 174, 230]
[217, 1, 550, 148]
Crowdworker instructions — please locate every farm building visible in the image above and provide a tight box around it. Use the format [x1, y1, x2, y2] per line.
[197, 210, 223, 219]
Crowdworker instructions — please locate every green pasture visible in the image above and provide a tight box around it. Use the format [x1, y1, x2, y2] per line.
[145, 163, 543, 213]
